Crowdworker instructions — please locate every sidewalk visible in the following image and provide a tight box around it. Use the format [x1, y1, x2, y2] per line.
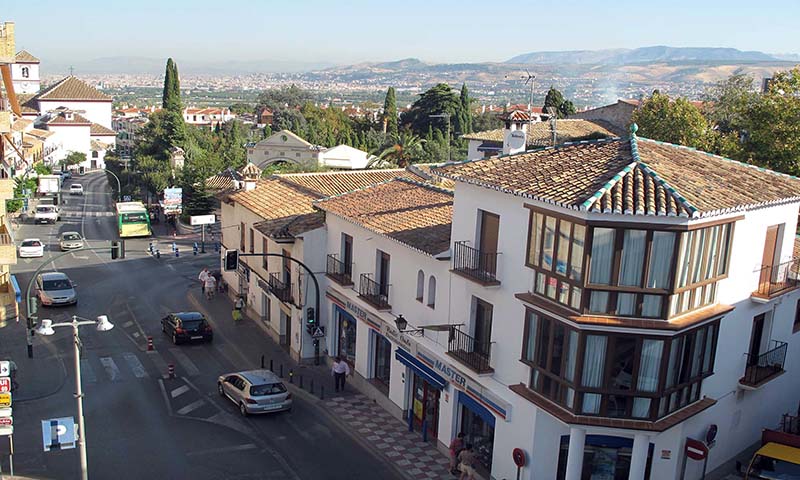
[205, 291, 454, 480]
[0, 321, 67, 403]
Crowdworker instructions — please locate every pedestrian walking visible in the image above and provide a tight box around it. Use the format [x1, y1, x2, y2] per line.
[204, 274, 217, 300]
[457, 444, 477, 480]
[331, 356, 350, 392]
[448, 432, 465, 475]
[198, 268, 209, 295]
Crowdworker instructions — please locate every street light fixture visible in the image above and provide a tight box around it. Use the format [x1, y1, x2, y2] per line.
[37, 315, 114, 480]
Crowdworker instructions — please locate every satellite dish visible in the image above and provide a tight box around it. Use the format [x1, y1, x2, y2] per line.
[508, 130, 526, 150]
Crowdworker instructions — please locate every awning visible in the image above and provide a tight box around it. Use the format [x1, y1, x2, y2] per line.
[458, 391, 496, 428]
[9, 275, 21, 303]
[395, 348, 446, 390]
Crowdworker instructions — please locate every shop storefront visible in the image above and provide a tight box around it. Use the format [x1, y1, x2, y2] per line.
[372, 331, 392, 390]
[334, 305, 357, 362]
[458, 391, 495, 475]
[556, 435, 653, 479]
[396, 347, 446, 441]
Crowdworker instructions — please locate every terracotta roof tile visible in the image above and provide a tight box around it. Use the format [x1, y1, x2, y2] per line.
[435, 133, 800, 218]
[90, 123, 116, 136]
[46, 111, 92, 126]
[462, 119, 621, 147]
[254, 212, 326, 240]
[36, 76, 112, 102]
[14, 50, 39, 63]
[315, 178, 453, 256]
[229, 178, 318, 220]
[206, 168, 243, 191]
[278, 169, 421, 197]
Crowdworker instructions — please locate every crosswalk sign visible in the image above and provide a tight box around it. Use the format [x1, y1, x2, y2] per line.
[311, 327, 325, 338]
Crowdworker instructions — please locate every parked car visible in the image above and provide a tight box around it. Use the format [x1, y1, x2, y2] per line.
[34, 205, 59, 224]
[69, 184, 84, 196]
[59, 231, 84, 251]
[18, 238, 44, 258]
[60, 170, 72, 180]
[36, 272, 77, 306]
[161, 312, 213, 344]
[217, 370, 292, 416]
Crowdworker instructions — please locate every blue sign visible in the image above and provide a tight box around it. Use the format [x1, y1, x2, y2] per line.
[41, 417, 76, 452]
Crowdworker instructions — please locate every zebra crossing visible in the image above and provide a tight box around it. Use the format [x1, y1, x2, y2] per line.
[60, 210, 115, 218]
[78, 344, 217, 386]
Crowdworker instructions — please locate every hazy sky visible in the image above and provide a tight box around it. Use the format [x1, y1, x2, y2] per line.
[5, 0, 799, 65]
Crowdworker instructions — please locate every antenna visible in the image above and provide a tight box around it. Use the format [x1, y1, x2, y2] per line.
[69, 65, 75, 76]
[521, 70, 536, 124]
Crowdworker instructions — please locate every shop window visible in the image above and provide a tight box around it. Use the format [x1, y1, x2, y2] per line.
[372, 332, 391, 388]
[556, 435, 654, 480]
[336, 307, 357, 363]
[416, 270, 424, 302]
[427, 277, 436, 308]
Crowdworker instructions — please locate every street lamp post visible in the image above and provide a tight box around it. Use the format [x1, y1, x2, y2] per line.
[37, 315, 114, 480]
[101, 168, 122, 202]
[429, 113, 451, 162]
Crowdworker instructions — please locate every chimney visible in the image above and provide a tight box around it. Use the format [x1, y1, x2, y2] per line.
[502, 111, 528, 156]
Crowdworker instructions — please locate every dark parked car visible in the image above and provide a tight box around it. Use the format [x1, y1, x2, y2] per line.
[161, 312, 213, 345]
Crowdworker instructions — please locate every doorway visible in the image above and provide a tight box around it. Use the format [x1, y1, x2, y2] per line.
[473, 298, 493, 357]
[412, 372, 440, 440]
[279, 310, 291, 352]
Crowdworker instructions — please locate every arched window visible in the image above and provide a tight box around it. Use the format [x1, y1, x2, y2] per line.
[416, 270, 425, 301]
[427, 276, 437, 308]
[21, 67, 29, 78]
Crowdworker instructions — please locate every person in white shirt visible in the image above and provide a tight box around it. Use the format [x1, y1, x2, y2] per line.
[331, 356, 351, 392]
[204, 275, 217, 300]
[198, 268, 209, 295]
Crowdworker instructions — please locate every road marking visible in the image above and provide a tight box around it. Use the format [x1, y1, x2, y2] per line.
[146, 350, 170, 379]
[122, 352, 148, 379]
[185, 443, 258, 457]
[80, 359, 97, 384]
[157, 379, 173, 416]
[169, 348, 200, 376]
[176, 399, 205, 415]
[99, 357, 121, 382]
[131, 331, 140, 338]
[170, 385, 190, 398]
[122, 321, 134, 328]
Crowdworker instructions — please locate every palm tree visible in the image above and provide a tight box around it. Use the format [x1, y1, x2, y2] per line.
[369, 132, 425, 168]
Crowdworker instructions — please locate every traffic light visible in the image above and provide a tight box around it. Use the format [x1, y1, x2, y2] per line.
[224, 249, 239, 271]
[111, 241, 121, 260]
[306, 307, 316, 332]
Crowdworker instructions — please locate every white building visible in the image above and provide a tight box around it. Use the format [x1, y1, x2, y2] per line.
[28, 76, 113, 129]
[10, 50, 40, 95]
[318, 144, 377, 170]
[183, 107, 235, 128]
[246, 130, 375, 170]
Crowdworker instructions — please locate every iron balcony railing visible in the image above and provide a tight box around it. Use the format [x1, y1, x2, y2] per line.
[447, 326, 492, 374]
[755, 258, 800, 297]
[358, 273, 390, 310]
[742, 340, 787, 386]
[268, 272, 293, 304]
[453, 241, 499, 284]
[326, 254, 352, 286]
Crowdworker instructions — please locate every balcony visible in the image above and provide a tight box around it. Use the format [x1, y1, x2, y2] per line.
[358, 273, 390, 311]
[452, 241, 500, 286]
[267, 272, 293, 304]
[0, 224, 15, 265]
[739, 340, 787, 389]
[326, 254, 353, 286]
[752, 258, 799, 301]
[447, 326, 493, 374]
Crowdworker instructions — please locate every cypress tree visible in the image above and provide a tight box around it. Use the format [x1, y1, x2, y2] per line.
[459, 83, 472, 134]
[383, 87, 398, 138]
[162, 58, 182, 113]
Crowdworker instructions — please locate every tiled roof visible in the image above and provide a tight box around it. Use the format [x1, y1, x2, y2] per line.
[206, 168, 243, 191]
[434, 130, 800, 219]
[239, 162, 262, 180]
[228, 177, 320, 226]
[499, 110, 534, 122]
[46, 111, 92, 126]
[35, 76, 112, 102]
[28, 128, 54, 139]
[90, 123, 116, 136]
[14, 50, 39, 63]
[314, 178, 453, 256]
[277, 169, 420, 197]
[11, 118, 32, 132]
[462, 119, 621, 147]
[406, 163, 455, 190]
[254, 212, 326, 240]
[90, 140, 110, 151]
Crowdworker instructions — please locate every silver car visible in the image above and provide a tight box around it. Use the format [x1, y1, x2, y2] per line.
[217, 370, 292, 416]
[59, 231, 84, 251]
[36, 272, 77, 306]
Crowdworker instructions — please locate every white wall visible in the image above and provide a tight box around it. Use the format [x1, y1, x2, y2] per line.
[467, 140, 482, 160]
[38, 100, 112, 129]
[48, 125, 90, 164]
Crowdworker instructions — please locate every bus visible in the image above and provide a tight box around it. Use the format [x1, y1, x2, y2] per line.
[116, 202, 152, 238]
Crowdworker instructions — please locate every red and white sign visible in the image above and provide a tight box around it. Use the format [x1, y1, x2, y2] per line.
[685, 437, 708, 461]
[0, 378, 10, 393]
[0, 417, 12, 426]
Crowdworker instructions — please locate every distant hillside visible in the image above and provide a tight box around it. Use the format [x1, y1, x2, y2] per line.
[507, 46, 779, 64]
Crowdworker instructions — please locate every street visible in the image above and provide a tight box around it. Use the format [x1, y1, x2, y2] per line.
[3, 172, 402, 480]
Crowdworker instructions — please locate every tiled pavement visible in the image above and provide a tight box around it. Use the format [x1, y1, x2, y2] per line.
[326, 394, 455, 480]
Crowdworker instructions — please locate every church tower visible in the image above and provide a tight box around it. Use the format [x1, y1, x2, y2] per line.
[11, 50, 40, 94]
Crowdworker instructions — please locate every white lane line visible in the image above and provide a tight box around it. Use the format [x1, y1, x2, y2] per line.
[175, 399, 206, 415]
[131, 332, 140, 338]
[185, 443, 258, 457]
[99, 357, 121, 382]
[122, 352, 148, 379]
[147, 350, 170, 379]
[122, 321, 134, 328]
[169, 348, 200, 376]
[80, 359, 97, 384]
[170, 385, 190, 398]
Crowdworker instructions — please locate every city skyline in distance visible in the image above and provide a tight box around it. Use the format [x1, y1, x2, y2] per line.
[4, 0, 799, 69]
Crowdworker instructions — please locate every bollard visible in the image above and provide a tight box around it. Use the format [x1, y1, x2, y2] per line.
[320, 386, 324, 400]
[149, 242, 154, 254]
[299, 375, 304, 389]
[279, 364, 283, 378]
[175, 247, 179, 258]
[215, 241, 220, 253]
[261, 355, 265, 369]
[422, 419, 428, 443]
[269, 359, 273, 372]
[407, 410, 414, 432]
[289, 370, 294, 384]
[147, 336, 154, 351]
[193, 243, 198, 256]
[172, 242, 176, 251]
[168, 364, 175, 378]
[156, 249, 160, 259]
[310, 379, 314, 395]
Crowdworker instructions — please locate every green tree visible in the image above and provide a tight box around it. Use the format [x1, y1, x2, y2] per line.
[229, 102, 253, 115]
[401, 83, 460, 136]
[272, 109, 307, 136]
[61, 151, 86, 167]
[704, 74, 757, 134]
[472, 111, 503, 132]
[162, 58, 182, 113]
[382, 87, 398, 137]
[256, 85, 312, 112]
[542, 87, 576, 118]
[631, 91, 714, 150]
[372, 132, 425, 167]
[181, 179, 214, 218]
[33, 163, 52, 175]
[455, 83, 472, 135]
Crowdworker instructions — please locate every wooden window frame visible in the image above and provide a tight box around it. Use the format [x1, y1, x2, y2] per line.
[239, 222, 246, 252]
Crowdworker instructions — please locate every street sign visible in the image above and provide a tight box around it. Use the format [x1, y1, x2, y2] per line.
[311, 327, 325, 338]
[0, 407, 11, 418]
[0, 393, 11, 407]
[0, 417, 12, 426]
[685, 437, 708, 461]
[123, 195, 132, 202]
[42, 417, 76, 452]
[0, 361, 9, 377]
[0, 377, 10, 393]
[0, 426, 12, 437]
[190, 214, 215, 226]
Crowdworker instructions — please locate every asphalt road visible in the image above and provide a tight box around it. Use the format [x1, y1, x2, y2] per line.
[6, 173, 401, 480]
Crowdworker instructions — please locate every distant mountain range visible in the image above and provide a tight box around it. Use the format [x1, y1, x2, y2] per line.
[43, 56, 334, 76]
[506, 46, 781, 65]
